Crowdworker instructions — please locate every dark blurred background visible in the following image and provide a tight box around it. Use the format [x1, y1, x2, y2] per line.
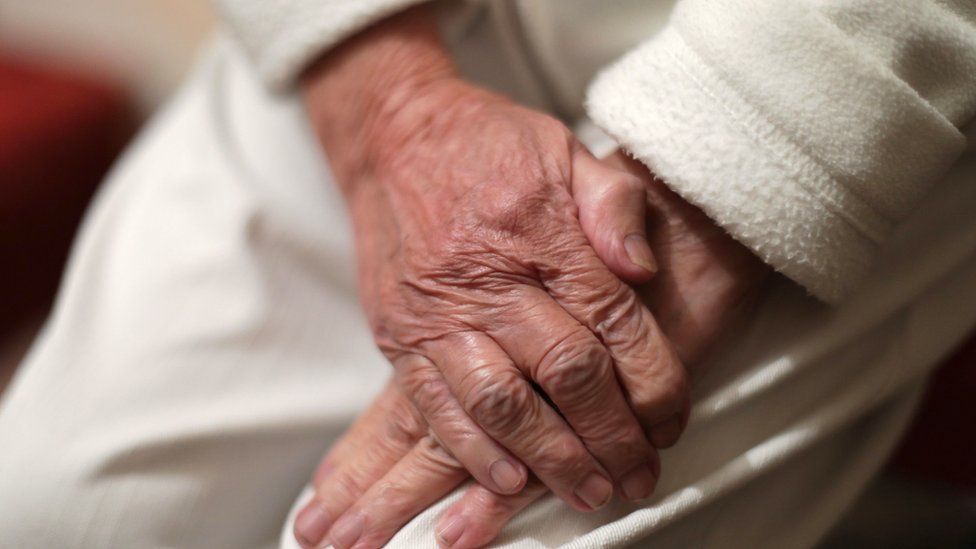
[0, 2, 972, 546]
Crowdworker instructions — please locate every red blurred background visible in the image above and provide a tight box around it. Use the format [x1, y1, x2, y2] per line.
[0, 0, 212, 387]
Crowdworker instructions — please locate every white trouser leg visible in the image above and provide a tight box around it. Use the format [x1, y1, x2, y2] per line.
[0, 35, 386, 548]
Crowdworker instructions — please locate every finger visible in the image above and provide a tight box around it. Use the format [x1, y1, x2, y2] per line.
[293, 383, 425, 548]
[485, 287, 660, 501]
[394, 353, 528, 495]
[435, 478, 548, 548]
[426, 331, 614, 512]
[648, 415, 685, 449]
[538, 242, 691, 443]
[325, 436, 468, 549]
[570, 143, 656, 284]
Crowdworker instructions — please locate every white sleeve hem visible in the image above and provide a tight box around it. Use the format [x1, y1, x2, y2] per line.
[587, 28, 886, 303]
[216, 0, 428, 90]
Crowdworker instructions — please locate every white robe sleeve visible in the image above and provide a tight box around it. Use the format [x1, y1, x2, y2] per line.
[586, 0, 976, 303]
[213, 0, 428, 89]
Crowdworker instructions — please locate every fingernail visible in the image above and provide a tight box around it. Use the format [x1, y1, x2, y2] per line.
[294, 502, 331, 548]
[620, 465, 657, 501]
[489, 459, 523, 493]
[624, 234, 657, 274]
[436, 515, 466, 547]
[574, 473, 613, 510]
[327, 512, 364, 549]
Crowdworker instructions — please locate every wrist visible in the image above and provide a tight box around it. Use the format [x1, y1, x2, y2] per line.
[300, 5, 458, 186]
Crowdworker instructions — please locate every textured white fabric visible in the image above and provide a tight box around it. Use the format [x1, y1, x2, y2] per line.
[214, 0, 427, 88]
[2, 31, 976, 549]
[586, 0, 976, 302]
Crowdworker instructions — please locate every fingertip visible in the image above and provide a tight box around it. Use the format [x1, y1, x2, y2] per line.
[584, 234, 653, 285]
[619, 463, 658, 502]
[326, 510, 365, 549]
[436, 510, 501, 549]
[488, 458, 527, 495]
[590, 230, 657, 284]
[622, 233, 658, 280]
[293, 501, 331, 549]
[451, 525, 496, 549]
[439, 480, 549, 548]
[649, 415, 684, 449]
[573, 473, 613, 511]
[436, 512, 467, 548]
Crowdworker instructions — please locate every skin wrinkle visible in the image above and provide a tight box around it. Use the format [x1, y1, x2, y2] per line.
[399, 368, 455, 426]
[593, 287, 644, 344]
[349, 436, 468, 547]
[461, 367, 538, 436]
[602, 308, 654, 361]
[534, 333, 613, 409]
[383, 407, 426, 447]
[394, 352, 531, 497]
[483, 289, 657, 467]
[527, 432, 593, 481]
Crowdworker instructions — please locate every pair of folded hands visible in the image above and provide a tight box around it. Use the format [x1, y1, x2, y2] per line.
[291, 7, 769, 548]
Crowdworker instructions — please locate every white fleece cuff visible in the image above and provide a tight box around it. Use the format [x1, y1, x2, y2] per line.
[587, 24, 961, 304]
[215, 0, 428, 90]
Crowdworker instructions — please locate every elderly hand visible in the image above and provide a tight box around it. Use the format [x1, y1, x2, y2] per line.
[292, 151, 770, 548]
[299, 5, 689, 534]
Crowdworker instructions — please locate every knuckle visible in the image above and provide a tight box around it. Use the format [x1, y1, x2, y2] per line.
[372, 479, 410, 511]
[620, 173, 645, 195]
[403, 370, 454, 418]
[463, 369, 535, 434]
[383, 399, 427, 446]
[592, 287, 643, 344]
[656, 360, 689, 404]
[326, 470, 365, 500]
[571, 418, 649, 467]
[604, 427, 652, 461]
[537, 337, 611, 403]
[478, 184, 561, 238]
[530, 435, 590, 479]
[632, 368, 689, 423]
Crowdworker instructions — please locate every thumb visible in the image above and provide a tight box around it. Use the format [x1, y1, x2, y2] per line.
[570, 145, 656, 283]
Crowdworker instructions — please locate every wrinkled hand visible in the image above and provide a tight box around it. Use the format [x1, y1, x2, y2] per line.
[338, 82, 690, 506]
[293, 151, 770, 549]
[302, 6, 690, 533]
